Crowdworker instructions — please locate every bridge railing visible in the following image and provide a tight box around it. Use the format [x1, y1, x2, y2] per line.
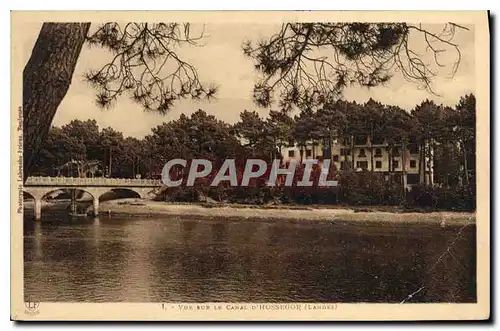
[25, 176, 162, 187]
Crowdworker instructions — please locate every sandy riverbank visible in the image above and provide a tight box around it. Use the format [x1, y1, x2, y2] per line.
[95, 198, 475, 226]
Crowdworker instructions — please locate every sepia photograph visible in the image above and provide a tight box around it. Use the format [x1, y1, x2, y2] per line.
[11, 11, 489, 321]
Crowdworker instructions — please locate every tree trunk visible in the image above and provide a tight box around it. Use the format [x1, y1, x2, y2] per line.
[370, 135, 374, 171]
[23, 23, 91, 182]
[350, 135, 355, 170]
[322, 138, 328, 160]
[273, 138, 278, 160]
[427, 140, 434, 187]
[422, 139, 430, 186]
[419, 140, 426, 186]
[108, 146, 113, 177]
[342, 136, 347, 170]
[462, 141, 469, 186]
[79, 163, 86, 178]
[388, 146, 392, 181]
[132, 157, 135, 178]
[402, 138, 407, 193]
[329, 134, 333, 160]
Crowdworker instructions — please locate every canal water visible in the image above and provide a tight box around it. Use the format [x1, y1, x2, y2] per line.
[23, 215, 476, 303]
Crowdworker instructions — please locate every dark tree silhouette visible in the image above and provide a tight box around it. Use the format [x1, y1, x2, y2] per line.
[23, 22, 215, 182]
[243, 23, 468, 109]
[85, 23, 217, 111]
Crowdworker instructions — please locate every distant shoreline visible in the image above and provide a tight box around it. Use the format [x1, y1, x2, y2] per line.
[95, 199, 475, 226]
[24, 198, 476, 226]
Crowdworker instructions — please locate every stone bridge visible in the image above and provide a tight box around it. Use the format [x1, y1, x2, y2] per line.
[23, 176, 163, 220]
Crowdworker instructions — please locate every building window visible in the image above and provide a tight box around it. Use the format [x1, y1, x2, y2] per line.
[409, 144, 418, 154]
[287, 140, 295, 147]
[355, 135, 367, 145]
[393, 160, 399, 169]
[340, 161, 347, 170]
[372, 135, 385, 145]
[332, 155, 339, 162]
[340, 148, 349, 156]
[374, 148, 382, 157]
[410, 160, 417, 168]
[407, 174, 419, 185]
[393, 147, 400, 157]
[375, 161, 382, 169]
[356, 161, 368, 170]
[306, 149, 312, 157]
[288, 150, 295, 158]
[358, 148, 366, 157]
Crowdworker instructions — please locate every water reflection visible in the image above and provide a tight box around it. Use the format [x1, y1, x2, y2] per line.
[24, 216, 476, 303]
[33, 222, 43, 259]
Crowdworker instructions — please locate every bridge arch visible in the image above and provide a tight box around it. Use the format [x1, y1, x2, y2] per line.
[45, 188, 97, 217]
[40, 188, 95, 203]
[98, 188, 142, 201]
[22, 187, 99, 221]
[23, 176, 162, 221]
[23, 190, 35, 200]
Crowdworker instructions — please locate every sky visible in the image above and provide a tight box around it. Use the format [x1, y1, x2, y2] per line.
[21, 22, 475, 138]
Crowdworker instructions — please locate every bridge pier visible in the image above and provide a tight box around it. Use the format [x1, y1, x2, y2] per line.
[93, 197, 99, 216]
[70, 189, 77, 214]
[34, 197, 42, 221]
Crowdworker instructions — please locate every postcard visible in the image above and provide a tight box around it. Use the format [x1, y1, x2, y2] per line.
[11, 10, 490, 321]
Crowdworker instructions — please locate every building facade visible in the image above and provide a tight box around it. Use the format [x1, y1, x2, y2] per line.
[281, 135, 434, 188]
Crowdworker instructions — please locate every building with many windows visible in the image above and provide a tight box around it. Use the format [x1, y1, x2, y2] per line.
[280, 135, 433, 188]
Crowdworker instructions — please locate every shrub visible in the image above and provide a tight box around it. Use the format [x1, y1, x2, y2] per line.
[405, 184, 475, 211]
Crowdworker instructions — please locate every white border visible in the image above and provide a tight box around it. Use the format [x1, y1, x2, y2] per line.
[3, 3, 496, 330]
